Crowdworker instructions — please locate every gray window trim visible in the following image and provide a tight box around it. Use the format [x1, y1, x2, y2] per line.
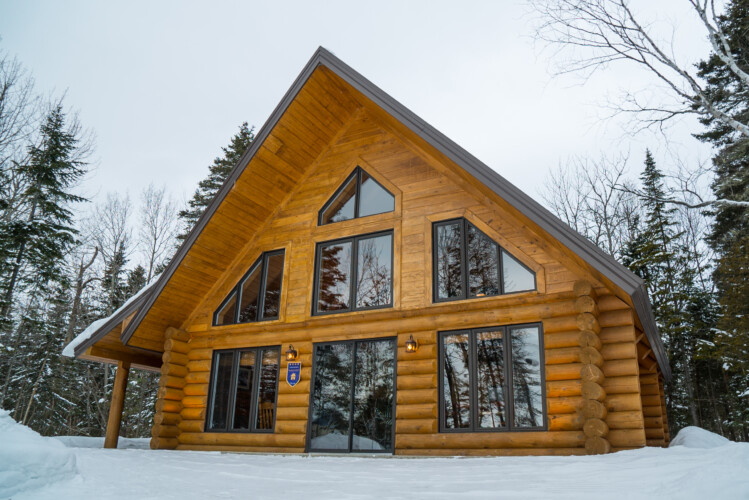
[437, 323, 547, 433]
[432, 218, 536, 303]
[312, 230, 394, 316]
[305, 337, 397, 453]
[212, 249, 285, 326]
[205, 345, 281, 433]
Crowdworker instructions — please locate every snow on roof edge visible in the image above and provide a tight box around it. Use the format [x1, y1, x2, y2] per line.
[62, 280, 157, 358]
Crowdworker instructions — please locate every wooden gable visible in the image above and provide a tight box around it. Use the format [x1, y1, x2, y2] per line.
[101, 47, 667, 381]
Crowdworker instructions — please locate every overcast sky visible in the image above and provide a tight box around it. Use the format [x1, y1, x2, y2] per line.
[0, 0, 715, 212]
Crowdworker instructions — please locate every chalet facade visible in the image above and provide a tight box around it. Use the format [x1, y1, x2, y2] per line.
[66, 47, 671, 456]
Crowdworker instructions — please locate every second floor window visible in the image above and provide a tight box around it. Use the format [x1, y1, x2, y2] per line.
[214, 250, 285, 326]
[433, 218, 535, 303]
[319, 167, 395, 225]
[313, 231, 393, 315]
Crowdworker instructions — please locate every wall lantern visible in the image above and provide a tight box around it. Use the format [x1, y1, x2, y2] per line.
[285, 344, 298, 361]
[405, 335, 419, 353]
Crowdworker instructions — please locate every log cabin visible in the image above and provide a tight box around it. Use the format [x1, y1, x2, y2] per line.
[64, 47, 671, 456]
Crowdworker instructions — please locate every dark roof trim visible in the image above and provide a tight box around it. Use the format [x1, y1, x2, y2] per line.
[73, 289, 152, 358]
[122, 46, 671, 380]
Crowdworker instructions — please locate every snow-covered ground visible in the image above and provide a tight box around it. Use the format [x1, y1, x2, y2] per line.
[2, 412, 748, 500]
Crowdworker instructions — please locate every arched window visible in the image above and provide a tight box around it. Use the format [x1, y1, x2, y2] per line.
[319, 167, 394, 225]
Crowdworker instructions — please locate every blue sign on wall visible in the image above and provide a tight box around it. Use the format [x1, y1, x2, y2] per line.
[286, 362, 302, 387]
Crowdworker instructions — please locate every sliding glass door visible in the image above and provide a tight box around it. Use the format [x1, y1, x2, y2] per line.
[307, 338, 396, 453]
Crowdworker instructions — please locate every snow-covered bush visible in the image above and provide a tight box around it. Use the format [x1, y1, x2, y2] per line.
[0, 410, 77, 498]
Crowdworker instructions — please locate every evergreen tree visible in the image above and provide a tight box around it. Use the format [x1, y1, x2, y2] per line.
[622, 151, 699, 432]
[1, 103, 86, 320]
[695, 0, 749, 440]
[101, 241, 128, 314]
[178, 122, 254, 238]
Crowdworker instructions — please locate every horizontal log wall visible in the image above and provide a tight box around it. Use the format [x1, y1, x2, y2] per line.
[598, 294, 647, 451]
[156, 103, 660, 456]
[151, 327, 190, 450]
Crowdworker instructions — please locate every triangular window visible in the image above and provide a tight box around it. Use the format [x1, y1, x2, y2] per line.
[319, 167, 394, 225]
[433, 218, 535, 302]
[214, 250, 285, 326]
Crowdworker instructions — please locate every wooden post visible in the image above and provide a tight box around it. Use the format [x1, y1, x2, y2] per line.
[104, 360, 130, 449]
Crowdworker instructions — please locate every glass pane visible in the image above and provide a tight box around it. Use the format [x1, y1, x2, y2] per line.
[317, 241, 352, 312]
[441, 333, 471, 429]
[215, 292, 237, 326]
[262, 253, 284, 319]
[476, 330, 507, 429]
[510, 326, 543, 428]
[232, 351, 256, 430]
[254, 348, 279, 430]
[502, 250, 535, 293]
[355, 234, 392, 309]
[208, 351, 234, 429]
[435, 222, 464, 300]
[358, 171, 394, 218]
[238, 264, 262, 323]
[467, 224, 500, 298]
[321, 174, 357, 224]
[310, 343, 354, 450]
[352, 340, 395, 451]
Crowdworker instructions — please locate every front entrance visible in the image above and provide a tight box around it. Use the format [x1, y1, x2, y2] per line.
[307, 337, 396, 453]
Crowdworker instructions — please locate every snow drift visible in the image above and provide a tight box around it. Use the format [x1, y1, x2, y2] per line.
[669, 426, 731, 449]
[0, 410, 76, 499]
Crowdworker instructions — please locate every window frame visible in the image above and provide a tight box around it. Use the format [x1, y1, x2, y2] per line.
[213, 249, 285, 326]
[432, 218, 536, 303]
[204, 346, 281, 433]
[305, 337, 398, 454]
[312, 229, 394, 316]
[318, 167, 394, 226]
[437, 323, 547, 434]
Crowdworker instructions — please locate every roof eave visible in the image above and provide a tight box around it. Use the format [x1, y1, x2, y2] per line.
[121, 46, 671, 381]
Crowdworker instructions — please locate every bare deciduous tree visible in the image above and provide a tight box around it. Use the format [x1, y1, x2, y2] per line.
[139, 183, 178, 283]
[533, 0, 748, 135]
[541, 154, 640, 257]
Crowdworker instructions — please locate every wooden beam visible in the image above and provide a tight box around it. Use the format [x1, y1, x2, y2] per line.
[104, 360, 130, 449]
[81, 345, 161, 372]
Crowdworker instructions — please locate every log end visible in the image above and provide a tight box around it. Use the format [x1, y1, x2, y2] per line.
[585, 436, 611, 455]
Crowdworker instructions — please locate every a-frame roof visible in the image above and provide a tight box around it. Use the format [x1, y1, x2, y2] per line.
[72, 47, 670, 380]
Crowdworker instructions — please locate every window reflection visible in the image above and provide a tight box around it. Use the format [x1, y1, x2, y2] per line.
[442, 333, 471, 429]
[208, 351, 234, 430]
[476, 330, 506, 429]
[317, 242, 352, 312]
[359, 171, 394, 218]
[238, 266, 262, 323]
[254, 349, 280, 430]
[309, 343, 354, 450]
[502, 250, 535, 293]
[262, 253, 284, 319]
[319, 167, 395, 226]
[510, 327, 543, 428]
[215, 293, 237, 326]
[436, 222, 463, 300]
[232, 351, 256, 430]
[321, 174, 357, 224]
[467, 225, 500, 298]
[352, 340, 394, 450]
[439, 324, 544, 432]
[355, 234, 392, 308]
[213, 250, 285, 326]
[433, 218, 536, 302]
